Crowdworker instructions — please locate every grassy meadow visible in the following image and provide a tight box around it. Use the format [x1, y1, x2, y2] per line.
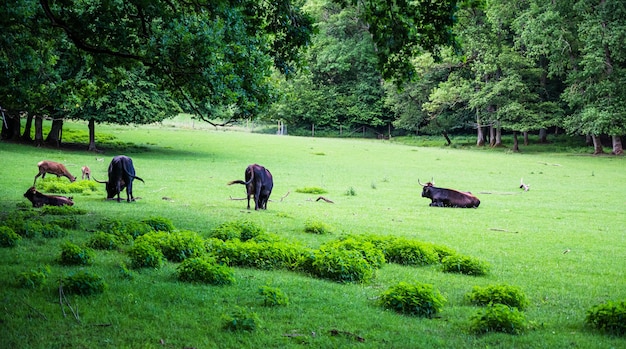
[1, 121, 625, 348]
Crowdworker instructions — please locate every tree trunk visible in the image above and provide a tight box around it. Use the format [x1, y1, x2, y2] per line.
[476, 109, 485, 146]
[1, 110, 21, 141]
[442, 132, 451, 146]
[88, 119, 98, 151]
[591, 134, 604, 155]
[22, 113, 33, 142]
[611, 135, 623, 155]
[513, 131, 520, 152]
[46, 118, 63, 147]
[494, 126, 502, 147]
[34, 115, 44, 146]
[489, 124, 496, 147]
[523, 131, 529, 146]
[539, 128, 548, 143]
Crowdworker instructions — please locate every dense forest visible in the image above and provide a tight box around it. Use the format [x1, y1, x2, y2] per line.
[1, 0, 624, 154]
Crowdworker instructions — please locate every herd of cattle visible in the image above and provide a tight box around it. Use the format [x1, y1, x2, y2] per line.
[25, 156, 483, 209]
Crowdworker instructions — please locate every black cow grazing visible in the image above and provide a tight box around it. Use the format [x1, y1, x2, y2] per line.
[94, 155, 144, 202]
[419, 179, 480, 208]
[24, 187, 74, 207]
[228, 164, 273, 210]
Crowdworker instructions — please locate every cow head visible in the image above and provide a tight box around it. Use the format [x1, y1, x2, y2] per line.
[93, 177, 125, 199]
[418, 178, 435, 198]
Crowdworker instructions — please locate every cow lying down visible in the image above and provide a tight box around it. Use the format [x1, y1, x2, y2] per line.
[24, 187, 74, 207]
[419, 180, 480, 208]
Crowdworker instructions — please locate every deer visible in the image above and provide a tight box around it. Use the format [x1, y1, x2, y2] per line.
[34, 160, 76, 186]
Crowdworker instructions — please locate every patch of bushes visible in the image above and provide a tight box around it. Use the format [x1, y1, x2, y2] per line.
[87, 231, 121, 250]
[62, 271, 107, 295]
[39, 177, 99, 194]
[385, 238, 439, 266]
[320, 237, 386, 268]
[466, 284, 529, 310]
[441, 255, 490, 276]
[295, 187, 327, 194]
[59, 241, 95, 266]
[127, 241, 165, 269]
[259, 286, 289, 306]
[17, 220, 44, 238]
[212, 239, 306, 270]
[222, 307, 260, 332]
[177, 257, 235, 285]
[0, 226, 21, 247]
[125, 221, 154, 239]
[379, 282, 446, 318]
[469, 303, 528, 335]
[585, 299, 626, 335]
[142, 216, 175, 232]
[50, 216, 80, 229]
[298, 247, 375, 283]
[41, 224, 68, 239]
[16, 265, 50, 289]
[303, 220, 334, 235]
[210, 220, 264, 241]
[135, 230, 205, 262]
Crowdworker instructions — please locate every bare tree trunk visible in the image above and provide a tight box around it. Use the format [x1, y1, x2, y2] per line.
[539, 128, 548, 143]
[494, 125, 502, 147]
[611, 135, 623, 155]
[476, 110, 485, 146]
[88, 119, 98, 151]
[22, 112, 33, 142]
[523, 131, 529, 146]
[442, 132, 451, 146]
[34, 115, 44, 146]
[513, 132, 520, 152]
[591, 134, 605, 155]
[46, 118, 63, 147]
[489, 124, 496, 147]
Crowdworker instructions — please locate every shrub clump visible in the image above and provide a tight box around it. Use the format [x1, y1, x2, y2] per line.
[142, 216, 175, 232]
[295, 187, 327, 194]
[379, 282, 446, 318]
[585, 299, 626, 335]
[303, 220, 334, 235]
[177, 257, 235, 285]
[466, 284, 529, 310]
[385, 238, 439, 266]
[210, 220, 264, 241]
[222, 307, 261, 332]
[59, 241, 95, 266]
[16, 265, 51, 289]
[321, 237, 386, 268]
[136, 230, 205, 262]
[17, 220, 44, 238]
[0, 226, 22, 247]
[51, 216, 80, 229]
[469, 303, 528, 335]
[127, 241, 165, 269]
[298, 247, 375, 283]
[441, 254, 490, 276]
[211, 239, 306, 270]
[62, 271, 107, 295]
[259, 286, 289, 306]
[41, 224, 68, 239]
[87, 231, 121, 250]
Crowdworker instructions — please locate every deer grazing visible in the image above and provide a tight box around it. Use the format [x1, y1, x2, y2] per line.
[34, 160, 76, 186]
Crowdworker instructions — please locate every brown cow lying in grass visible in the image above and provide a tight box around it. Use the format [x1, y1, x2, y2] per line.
[23, 187, 74, 207]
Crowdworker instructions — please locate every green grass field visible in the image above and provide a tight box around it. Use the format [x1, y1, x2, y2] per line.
[1, 121, 625, 348]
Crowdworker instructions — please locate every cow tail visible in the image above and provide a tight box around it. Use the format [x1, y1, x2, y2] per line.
[133, 175, 145, 183]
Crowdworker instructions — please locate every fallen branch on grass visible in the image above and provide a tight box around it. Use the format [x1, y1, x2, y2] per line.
[489, 228, 518, 233]
[59, 280, 81, 323]
[329, 329, 365, 342]
[315, 196, 334, 203]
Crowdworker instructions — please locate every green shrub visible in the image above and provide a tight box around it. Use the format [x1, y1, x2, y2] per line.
[259, 286, 289, 306]
[18, 220, 44, 238]
[41, 224, 68, 238]
[466, 284, 529, 310]
[222, 307, 260, 332]
[125, 221, 154, 239]
[295, 187, 327, 194]
[0, 226, 21, 247]
[212, 239, 306, 270]
[431, 244, 458, 262]
[62, 271, 107, 296]
[210, 220, 264, 241]
[585, 299, 626, 335]
[39, 177, 99, 194]
[96, 218, 127, 239]
[345, 187, 357, 196]
[441, 254, 490, 276]
[118, 262, 135, 280]
[59, 241, 95, 266]
[303, 220, 334, 235]
[161, 230, 205, 262]
[177, 257, 235, 285]
[87, 231, 121, 250]
[298, 247, 375, 283]
[16, 265, 50, 289]
[50, 216, 80, 229]
[321, 237, 386, 268]
[385, 239, 439, 266]
[127, 241, 165, 269]
[469, 303, 528, 335]
[142, 216, 175, 232]
[379, 282, 446, 318]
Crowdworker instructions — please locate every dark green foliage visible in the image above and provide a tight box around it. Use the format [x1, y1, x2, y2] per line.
[59, 241, 95, 266]
[297, 247, 375, 283]
[41, 224, 68, 239]
[321, 237, 386, 268]
[160, 230, 205, 262]
[142, 216, 175, 232]
[259, 286, 289, 306]
[431, 244, 458, 262]
[469, 304, 528, 335]
[466, 284, 530, 310]
[127, 241, 165, 269]
[212, 239, 306, 271]
[62, 271, 107, 296]
[441, 254, 490, 276]
[16, 265, 50, 289]
[379, 282, 446, 318]
[177, 257, 235, 285]
[118, 263, 135, 280]
[303, 220, 334, 235]
[222, 307, 261, 332]
[585, 300, 626, 335]
[210, 220, 264, 241]
[385, 238, 439, 266]
[96, 218, 128, 240]
[0, 226, 21, 247]
[87, 232, 121, 250]
[50, 216, 80, 229]
[18, 220, 44, 238]
[125, 221, 154, 239]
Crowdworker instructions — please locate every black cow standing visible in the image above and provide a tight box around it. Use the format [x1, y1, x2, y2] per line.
[419, 179, 480, 208]
[228, 164, 273, 210]
[95, 155, 144, 202]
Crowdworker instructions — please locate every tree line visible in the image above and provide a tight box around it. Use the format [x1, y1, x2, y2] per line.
[1, 0, 624, 154]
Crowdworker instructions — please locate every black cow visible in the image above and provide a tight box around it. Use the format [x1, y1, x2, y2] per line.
[419, 179, 480, 208]
[23, 187, 74, 207]
[94, 155, 144, 202]
[228, 164, 273, 210]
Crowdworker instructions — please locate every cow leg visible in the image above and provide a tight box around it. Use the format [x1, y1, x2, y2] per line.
[246, 185, 252, 210]
[253, 182, 262, 210]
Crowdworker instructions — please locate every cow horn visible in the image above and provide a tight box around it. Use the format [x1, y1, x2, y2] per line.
[418, 179, 426, 187]
[92, 176, 107, 184]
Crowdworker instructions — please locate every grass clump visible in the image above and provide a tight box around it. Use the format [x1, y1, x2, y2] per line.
[127, 241, 165, 269]
[211, 239, 306, 270]
[59, 241, 95, 266]
[321, 237, 386, 268]
[142, 216, 175, 232]
[379, 282, 446, 318]
[87, 231, 121, 250]
[585, 299, 626, 335]
[259, 286, 289, 306]
[442, 254, 490, 276]
[16, 265, 51, 289]
[39, 177, 99, 194]
[295, 187, 327, 194]
[0, 226, 21, 247]
[303, 220, 334, 235]
[210, 220, 264, 241]
[466, 284, 529, 310]
[177, 257, 235, 285]
[41, 224, 68, 239]
[62, 271, 107, 296]
[469, 303, 528, 335]
[385, 238, 439, 266]
[222, 307, 261, 332]
[298, 247, 375, 283]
